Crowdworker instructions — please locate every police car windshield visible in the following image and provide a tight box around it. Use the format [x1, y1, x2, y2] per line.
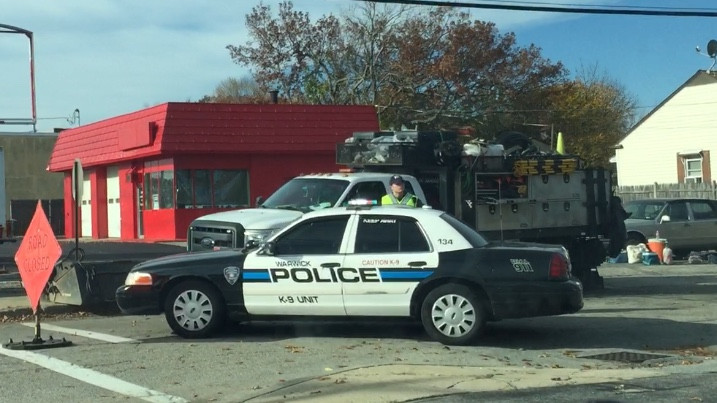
[439, 213, 488, 247]
[262, 178, 350, 213]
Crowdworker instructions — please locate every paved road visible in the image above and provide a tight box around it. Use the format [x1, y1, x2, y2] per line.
[0, 262, 715, 402]
[417, 372, 717, 402]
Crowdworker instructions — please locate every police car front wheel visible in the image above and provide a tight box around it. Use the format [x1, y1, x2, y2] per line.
[164, 280, 226, 338]
[420, 284, 485, 346]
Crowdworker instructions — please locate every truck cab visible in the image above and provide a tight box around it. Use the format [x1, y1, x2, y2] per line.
[186, 172, 426, 251]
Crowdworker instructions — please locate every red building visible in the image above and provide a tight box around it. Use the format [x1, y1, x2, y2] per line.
[47, 103, 379, 241]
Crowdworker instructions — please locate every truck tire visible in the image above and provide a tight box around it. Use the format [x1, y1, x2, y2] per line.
[420, 284, 485, 345]
[164, 280, 225, 338]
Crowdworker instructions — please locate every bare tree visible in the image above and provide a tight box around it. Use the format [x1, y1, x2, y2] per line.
[226, 1, 636, 156]
[227, 1, 342, 103]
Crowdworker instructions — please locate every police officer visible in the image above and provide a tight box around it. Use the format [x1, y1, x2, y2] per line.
[381, 175, 420, 207]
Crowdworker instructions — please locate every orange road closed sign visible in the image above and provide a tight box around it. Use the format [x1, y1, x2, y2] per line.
[14, 202, 63, 313]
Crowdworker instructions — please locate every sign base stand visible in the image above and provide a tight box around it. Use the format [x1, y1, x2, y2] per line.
[2, 307, 72, 350]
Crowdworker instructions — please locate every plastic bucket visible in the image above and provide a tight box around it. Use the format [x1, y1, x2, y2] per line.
[647, 238, 666, 263]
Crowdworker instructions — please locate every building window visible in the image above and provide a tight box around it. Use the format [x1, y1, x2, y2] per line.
[213, 170, 249, 208]
[174, 169, 249, 209]
[176, 170, 193, 208]
[194, 170, 212, 207]
[684, 157, 703, 183]
[144, 170, 175, 210]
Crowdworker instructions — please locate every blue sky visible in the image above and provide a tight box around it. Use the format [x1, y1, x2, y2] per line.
[1, 0, 715, 133]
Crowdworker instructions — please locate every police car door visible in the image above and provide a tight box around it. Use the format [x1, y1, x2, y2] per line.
[242, 215, 351, 315]
[341, 213, 438, 316]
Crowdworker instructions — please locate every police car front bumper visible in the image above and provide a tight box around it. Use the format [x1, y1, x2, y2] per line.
[115, 285, 162, 315]
[490, 279, 584, 319]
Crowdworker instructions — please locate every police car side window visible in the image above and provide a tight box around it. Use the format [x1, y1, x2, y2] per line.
[355, 215, 429, 253]
[274, 216, 349, 255]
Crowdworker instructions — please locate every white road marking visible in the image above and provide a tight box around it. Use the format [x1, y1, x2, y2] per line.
[0, 345, 187, 403]
[21, 323, 137, 344]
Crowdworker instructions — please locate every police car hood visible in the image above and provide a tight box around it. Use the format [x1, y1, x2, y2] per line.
[192, 208, 303, 230]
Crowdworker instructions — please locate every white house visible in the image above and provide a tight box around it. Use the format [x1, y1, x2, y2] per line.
[615, 70, 716, 186]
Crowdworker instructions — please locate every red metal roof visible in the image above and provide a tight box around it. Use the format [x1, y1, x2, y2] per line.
[47, 103, 379, 172]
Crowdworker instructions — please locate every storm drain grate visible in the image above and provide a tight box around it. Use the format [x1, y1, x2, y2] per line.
[580, 351, 671, 363]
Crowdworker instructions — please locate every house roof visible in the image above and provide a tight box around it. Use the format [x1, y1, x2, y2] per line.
[47, 103, 380, 172]
[620, 70, 717, 144]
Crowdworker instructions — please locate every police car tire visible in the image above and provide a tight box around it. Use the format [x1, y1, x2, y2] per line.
[164, 280, 226, 339]
[420, 284, 485, 346]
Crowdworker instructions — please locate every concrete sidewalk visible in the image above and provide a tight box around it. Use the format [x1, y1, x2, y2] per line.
[0, 270, 109, 318]
[0, 293, 91, 322]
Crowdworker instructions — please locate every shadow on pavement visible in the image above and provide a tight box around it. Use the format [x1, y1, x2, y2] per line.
[588, 275, 717, 297]
[136, 315, 717, 354]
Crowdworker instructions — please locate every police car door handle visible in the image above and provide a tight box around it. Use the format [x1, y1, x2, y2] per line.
[408, 261, 426, 267]
[320, 262, 341, 268]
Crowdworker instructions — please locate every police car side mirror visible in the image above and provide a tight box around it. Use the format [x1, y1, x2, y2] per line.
[256, 196, 265, 207]
[259, 241, 276, 256]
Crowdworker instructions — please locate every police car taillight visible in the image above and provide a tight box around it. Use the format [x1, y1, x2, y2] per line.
[549, 253, 569, 280]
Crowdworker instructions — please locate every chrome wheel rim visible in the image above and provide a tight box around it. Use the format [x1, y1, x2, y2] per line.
[173, 290, 213, 331]
[431, 293, 476, 338]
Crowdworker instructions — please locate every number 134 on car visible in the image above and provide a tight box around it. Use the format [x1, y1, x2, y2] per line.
[116, 205, 583, 345]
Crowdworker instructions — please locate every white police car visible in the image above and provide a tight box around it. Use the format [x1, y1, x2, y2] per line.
[116, 204, 583, 345]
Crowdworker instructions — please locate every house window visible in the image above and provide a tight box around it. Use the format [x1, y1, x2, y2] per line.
[175, 169, 249, 209]
[677, 151, 710, 184]
[684, 156, 703, 183]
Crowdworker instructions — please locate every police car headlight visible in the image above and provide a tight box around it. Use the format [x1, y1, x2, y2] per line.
[244, 230, 273, 245]
[125, 272, 153, 286]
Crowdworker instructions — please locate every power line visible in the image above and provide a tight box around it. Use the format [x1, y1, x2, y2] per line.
[352, 0, 717, 17]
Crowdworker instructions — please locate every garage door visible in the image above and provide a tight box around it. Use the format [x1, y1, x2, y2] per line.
[107, 166, 121, 237]
[81, 172, 92, 237]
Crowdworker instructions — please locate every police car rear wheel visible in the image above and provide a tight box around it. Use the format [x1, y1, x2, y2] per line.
[164, 280, 225, 338]
[421, 284, 484, 345]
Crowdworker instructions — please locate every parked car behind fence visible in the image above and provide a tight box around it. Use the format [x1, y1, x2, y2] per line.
[624, 198, 717, 256]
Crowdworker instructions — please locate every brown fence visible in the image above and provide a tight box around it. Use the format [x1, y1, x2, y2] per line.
[615, 182, 717, 202]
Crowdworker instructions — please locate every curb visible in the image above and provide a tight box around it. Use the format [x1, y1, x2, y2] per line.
[0, 302, 86, 321]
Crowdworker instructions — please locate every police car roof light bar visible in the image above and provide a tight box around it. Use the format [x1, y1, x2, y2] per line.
[346, 199, 378, 209]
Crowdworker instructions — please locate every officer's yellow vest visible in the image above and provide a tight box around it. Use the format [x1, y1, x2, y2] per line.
[381, 193, 417, 206]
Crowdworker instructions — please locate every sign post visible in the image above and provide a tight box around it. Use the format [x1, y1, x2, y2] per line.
[71, 158, 83, 261]
[3, 201, 71, 350]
